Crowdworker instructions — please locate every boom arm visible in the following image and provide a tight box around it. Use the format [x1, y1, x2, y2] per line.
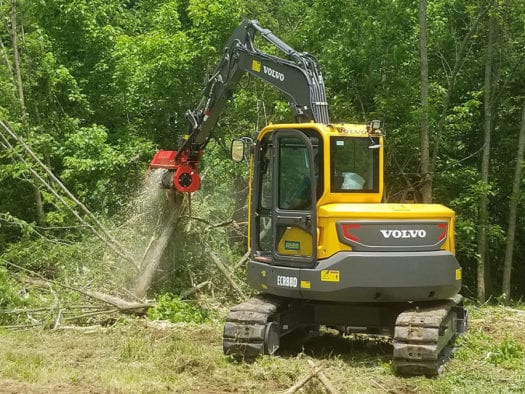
[150, 20, 329, 193]
[186, 20, 329, 148]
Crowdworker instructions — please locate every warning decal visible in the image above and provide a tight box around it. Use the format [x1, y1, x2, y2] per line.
[321, 270, 340, 282]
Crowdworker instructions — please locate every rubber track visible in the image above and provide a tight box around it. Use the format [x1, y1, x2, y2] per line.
[223, 294, 284, 361]
[392, 294, 464, 376]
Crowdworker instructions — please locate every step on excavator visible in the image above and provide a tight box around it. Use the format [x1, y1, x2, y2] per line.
[149, 20, 467, 376]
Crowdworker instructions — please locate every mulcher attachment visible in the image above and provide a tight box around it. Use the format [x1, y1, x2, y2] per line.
[392, 294, 467, 376]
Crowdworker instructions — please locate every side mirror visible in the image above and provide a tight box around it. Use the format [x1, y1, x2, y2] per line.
[231, 139, 246, 162]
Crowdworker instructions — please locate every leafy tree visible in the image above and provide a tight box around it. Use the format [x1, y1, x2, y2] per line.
[0, 0, 523, 302]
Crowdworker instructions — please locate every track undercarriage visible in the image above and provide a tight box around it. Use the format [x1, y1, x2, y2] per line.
[223, 295, 284, 360]
[223, 294, 467, 376]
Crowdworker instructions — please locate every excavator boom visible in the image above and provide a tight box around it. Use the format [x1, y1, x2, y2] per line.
[150, 20, 328, 193]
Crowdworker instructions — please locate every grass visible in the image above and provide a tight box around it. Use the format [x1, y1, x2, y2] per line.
[0, 304, 524, 393]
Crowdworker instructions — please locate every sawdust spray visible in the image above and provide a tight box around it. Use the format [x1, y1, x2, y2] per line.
[92, 169, 173, 292]
[117, 169, 170, 262]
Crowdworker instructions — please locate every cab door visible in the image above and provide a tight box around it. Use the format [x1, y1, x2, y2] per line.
[271, 130, 317, 268]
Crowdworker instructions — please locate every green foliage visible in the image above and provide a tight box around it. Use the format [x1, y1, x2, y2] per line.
[2, 237, 74, 278]
[0, 265, 27, 324]
[147, 294, 209, 323]
[57, 122, 154, 212]
[487, 337, 524, 370]
[0, 0, 524, 301]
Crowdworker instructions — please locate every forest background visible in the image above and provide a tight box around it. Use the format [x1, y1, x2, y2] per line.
[0, 0, 524, 323]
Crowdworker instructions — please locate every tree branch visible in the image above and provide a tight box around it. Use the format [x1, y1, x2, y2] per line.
[4, 260, 151, 314]
[430, 0, 494, 174]
[0, 121, 139, 269]
[201, 239, 247, 300]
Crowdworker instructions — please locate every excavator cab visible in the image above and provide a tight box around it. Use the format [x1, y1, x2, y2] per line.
[227, 123, 466, 376]
[240, 122, 384, 268]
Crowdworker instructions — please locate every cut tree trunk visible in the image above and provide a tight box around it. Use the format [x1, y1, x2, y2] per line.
[133, 191, 184, 299]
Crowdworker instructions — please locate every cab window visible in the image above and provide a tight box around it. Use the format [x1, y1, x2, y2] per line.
[330, 136, 379, 193]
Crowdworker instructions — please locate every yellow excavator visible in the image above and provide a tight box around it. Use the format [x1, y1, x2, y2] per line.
[149, 20, 467, 376]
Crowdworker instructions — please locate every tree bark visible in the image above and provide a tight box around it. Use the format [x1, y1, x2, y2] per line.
[502, 101, 525, 304]
[430, 2, 493, 180]
[419, 0, 431, 202]
[133, 191, 184, 299]
[10, 0, 44, 221]
[477, 13, 498, 303]
[10, 0, 25, 117]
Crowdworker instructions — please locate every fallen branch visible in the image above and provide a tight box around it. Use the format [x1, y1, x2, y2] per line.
[202, 240, 247, 300]
[232, 250, 250, 272]
[180, 281, 211, 299]
[207, 219, 234, 229]
[62, 308, 120, 321]
[283, 360, 338, 394]
[5, 260, 152, 314]
[54, 325, 110, 333]
[82, 290, 153, 314]
[307, 360, 338, 394]
[283, 368, 318, 394]
[283, 372, 316, 394]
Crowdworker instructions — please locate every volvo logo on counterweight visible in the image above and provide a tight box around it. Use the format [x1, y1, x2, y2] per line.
[380, 229, 427, 239]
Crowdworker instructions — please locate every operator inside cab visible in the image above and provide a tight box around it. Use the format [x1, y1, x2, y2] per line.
[330, 136, 379, 193]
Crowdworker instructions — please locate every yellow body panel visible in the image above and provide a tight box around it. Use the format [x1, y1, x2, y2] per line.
[277, 227, 313, 255]
[317, 203, 456, 259]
